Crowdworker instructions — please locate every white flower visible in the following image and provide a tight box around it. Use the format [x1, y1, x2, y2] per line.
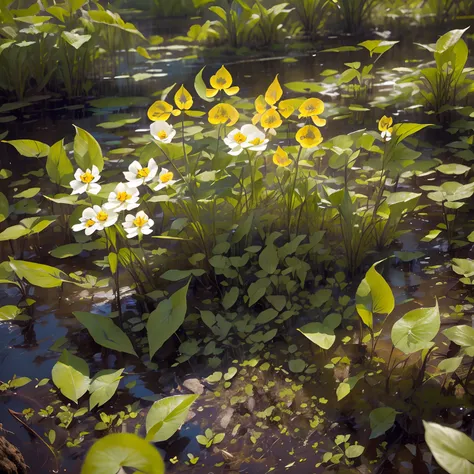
[123, 211, 154, 238]
[104, 182, 140, 212]
[123, 159, 158, 187]
[71, 205, 118, 236]
[150, 121, 176, 144]
[381, 130, 392, 141]
[224, 124, 268, 156]
[245, 125, 269, 152]
[155, 168, 177, 191]
[70, 165, 101, 195]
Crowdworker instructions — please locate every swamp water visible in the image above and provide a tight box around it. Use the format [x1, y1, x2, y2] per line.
[1, 25, 474, 474]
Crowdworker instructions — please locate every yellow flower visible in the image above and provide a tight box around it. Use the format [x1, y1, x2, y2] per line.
[378, 115, 393, 141]
[298, 98, 326, 127]
[296, 125, 323, 148]
[273, 146, 292, 167]
[206, 65, 240, 98]
[208, 103, 240, 126]
[261, 108, 282, 129]
[147, 100, 174, 121]
[252, 75, 295, 130]
[174, 85, 193, 111]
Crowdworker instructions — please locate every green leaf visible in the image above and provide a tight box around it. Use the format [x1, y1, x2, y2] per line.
[89, 369, 124, 410]
[160, 269, 205, 281]
[97, 118, 140, 129]
[435, 28, 469, 55]
[356, 260, 394, 330]
[438, 356, 463, 373]
[391, 301, 440, 354]
[13, 187, 40, 199]
[73, 312, 137, 356]
[369, 407, 397, 439]
[145, 395, 198, 442]
[443, 325, 474, 347]
[0, 225, 31, 242]
[345, 445, 365, 458]
[194, 66, 213, 102]
[0, 305, 29, 321]
[288, 359, 306, 373]
[392, 123, 432, 144]
[436, 163, 471, 175]
[222, 287, 239, 310]
[337, 371, 365, 401]
[73, 126, 104, 172]
[147, 280, 190, 359]
[51, 350, 90, 404]
[259, 244, 278, 274]
[81, 433, 165, 474]
[298, 322, 335, 350]
[2, 139, 49, 157]
[9, 377, 32, 388]
[0, 192, 9, 224]
[423, 421, 474, 474]
[284, 81, 324, 93]
[46, 140, 74, 186]
[256, 308, 279, 325]
[9, 260, 66, 288]
[61, 31, 91, 49]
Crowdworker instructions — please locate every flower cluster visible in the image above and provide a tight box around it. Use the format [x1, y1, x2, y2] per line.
[70, 156, 178, 238]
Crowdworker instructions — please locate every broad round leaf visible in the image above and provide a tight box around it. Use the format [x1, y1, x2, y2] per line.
[81, 433, 165, 474]
[369, 407, 397, 439]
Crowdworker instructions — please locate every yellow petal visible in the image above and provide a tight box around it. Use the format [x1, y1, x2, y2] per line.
[171, 109, 182, 116]
[208, 103, 240, 126]
[298, 98, 325, 118]
[206, 88, 219, 98]
[265, 75, 283, 106]
[273, 146, 292, 167]
[261, 108, 282, 129]
[175, 85, 193, 110]
[224, 86, 240, 96]
[278, 99, 296, 119]
[378, 115, 393, 132]
[252, 113, 262, 126]
[255, 95, 267, 114]
[210, 65, 233, 90]
[296, 125, 323, 148]
[311, 115, 327, 127]
[147, 100, 173, 121]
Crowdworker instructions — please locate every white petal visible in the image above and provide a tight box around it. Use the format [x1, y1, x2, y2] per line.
[72, 223, 85, 232]
[142, 226, 153, 235]
[128, 161, 141, 174]
[88, 183, 101, 195]
[74, 168, 83, 180]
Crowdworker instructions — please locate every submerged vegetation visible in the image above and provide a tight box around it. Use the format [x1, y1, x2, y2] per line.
[1, 0, 474, 472]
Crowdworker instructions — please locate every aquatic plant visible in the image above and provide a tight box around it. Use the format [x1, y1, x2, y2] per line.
[333, 0, 378, 33]
[290, 0, 334, 39]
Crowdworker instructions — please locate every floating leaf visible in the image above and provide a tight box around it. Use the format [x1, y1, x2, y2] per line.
[81, 433, 165, 474]
[2, 139, 49, 157]
[288, 359, 306, 373]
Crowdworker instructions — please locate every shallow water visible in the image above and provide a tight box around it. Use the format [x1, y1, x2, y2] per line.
[1, 19, 474, 474]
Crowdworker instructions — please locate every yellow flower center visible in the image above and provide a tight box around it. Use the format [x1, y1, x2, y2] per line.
[80, 172, 94, 184]
[250, 137, 263, 146]
[160, 171, 174, 184]
[85, 219, 95, 227]
[158, 130, 168, 140]
[133, 215, 148, 228]
[265, 114, 277, 124]
[117, 191, 131, 202]
[179, 94, 186, 104]
[96, 211, 108, 222]
[275, 156, 286, 165]
[137, 167, 150, 178]
[304, 129, 315, 140]
[216, 76, 226, 86]
[234, 132, 247, 144]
